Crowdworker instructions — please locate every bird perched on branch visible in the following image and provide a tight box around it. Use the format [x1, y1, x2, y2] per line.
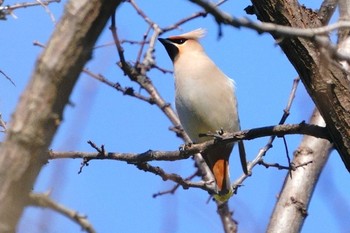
[159, 28, 247, 202]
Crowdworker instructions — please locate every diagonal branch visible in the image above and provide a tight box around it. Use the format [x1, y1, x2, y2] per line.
[29, 193, 96, 233]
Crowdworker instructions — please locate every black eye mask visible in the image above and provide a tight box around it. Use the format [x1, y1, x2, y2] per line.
[168, 38, 187, 44]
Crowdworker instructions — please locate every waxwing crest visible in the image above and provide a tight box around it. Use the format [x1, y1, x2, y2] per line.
[170, 28, 206, 40]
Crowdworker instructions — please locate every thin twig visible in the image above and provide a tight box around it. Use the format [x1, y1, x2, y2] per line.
[135, 26, 152, 66]
[83, 68, 154, 104]
[94, 39, 149, 49]
[231, 76, 301, 193]
[161, 0, 227, 33]
[153, 170, 200, 198]
[0, 70, 16, 86]
[36, 0, 56, 23]
[136, 162, 216, 193]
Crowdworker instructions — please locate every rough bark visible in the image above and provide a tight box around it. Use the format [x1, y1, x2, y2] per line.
[267, 2, 349, 231]
[251, 0, 350, 171]
[0, 1, 121, 232]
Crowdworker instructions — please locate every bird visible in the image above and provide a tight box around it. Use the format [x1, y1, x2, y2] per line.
[158, 28, 247, 201]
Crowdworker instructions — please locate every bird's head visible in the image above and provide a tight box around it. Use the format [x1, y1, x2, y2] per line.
[158, 28, 206, 62]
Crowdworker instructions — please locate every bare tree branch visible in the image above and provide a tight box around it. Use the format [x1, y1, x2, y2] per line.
[0, 70, 15, 86]
[152, 171, 199, 198]
[216, 201, 238, 233]
[29, 193, 96, 233]
[190, 0, 350, 38]
[49, 123, 330, 161]
[135, 162, 216, 193]
[0, 0, 60, 20]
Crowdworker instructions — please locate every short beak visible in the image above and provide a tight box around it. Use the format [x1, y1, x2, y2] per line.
[158, 38, 178, 62]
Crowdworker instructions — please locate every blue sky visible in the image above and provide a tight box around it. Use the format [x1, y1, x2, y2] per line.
[1, 1, 349, 232]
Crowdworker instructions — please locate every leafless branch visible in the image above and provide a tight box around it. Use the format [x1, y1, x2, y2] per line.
[94, 39, 149, 49]
[0, 0, 60, 20]
[0, 69, 16, 86]
[83, 68, 155, 104]
[48, 122, 329, 198]
[135, 162, 216, 194]
[161, 0, 227, 33]
[190, 0, 350, 38]
[36, 0, 56, 23]
[49, 123, 330, 161]
[29, 192, 96, 233]
[216, 201, 238, 233]
[230, 75, 301, 193]
[152, 171, 199, 198]
[259, 160, 313, 170]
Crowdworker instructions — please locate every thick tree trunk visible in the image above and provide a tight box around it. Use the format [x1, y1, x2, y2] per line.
[251, 0, 350, 171]
[0, 1, 121, 232]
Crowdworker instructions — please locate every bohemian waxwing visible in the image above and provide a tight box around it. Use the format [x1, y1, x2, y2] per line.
[159, 28, 247, 201]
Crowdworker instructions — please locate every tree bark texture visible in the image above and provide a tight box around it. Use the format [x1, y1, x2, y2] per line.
[0, 1, 121, 232]
[251, 0, 350, 171]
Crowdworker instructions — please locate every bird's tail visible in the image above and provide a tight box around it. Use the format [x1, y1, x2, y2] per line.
[203, 144, 233, 200]
[212, 158, 231, 195]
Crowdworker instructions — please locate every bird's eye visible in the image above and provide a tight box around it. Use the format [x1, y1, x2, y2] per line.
[169, 38, 187, 44]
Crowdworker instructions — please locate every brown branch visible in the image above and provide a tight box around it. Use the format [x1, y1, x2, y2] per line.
[49, 123, 331, 161]
[152, 171, 199, 198]
[258, 160, 313, 170]
[135, 162, 216, 193]
[83, 68, 155, 104]
[29, 193, 96, 233]
[0, 1, 122, 231]
[33, 41, 156, 104]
